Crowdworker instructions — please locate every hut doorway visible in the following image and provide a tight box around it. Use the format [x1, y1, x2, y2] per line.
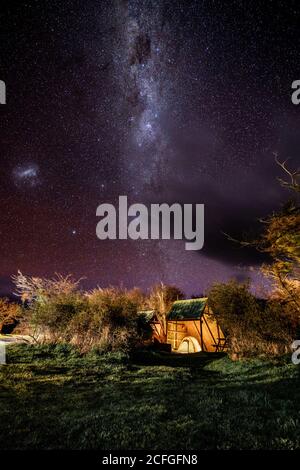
[177, 336, 201, 354]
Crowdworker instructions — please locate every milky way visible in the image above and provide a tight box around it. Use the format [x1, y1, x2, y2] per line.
[113, 1, 170, 196]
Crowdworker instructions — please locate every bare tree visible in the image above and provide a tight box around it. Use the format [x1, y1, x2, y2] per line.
[148, 283, 184, 341]
[12, 270, 82, 303]
[274, 154, 300, 193]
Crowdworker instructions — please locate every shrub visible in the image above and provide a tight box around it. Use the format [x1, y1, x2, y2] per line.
[14, 275, 152, 353]
[75, 287, 152, 352]
[207, 280, 299, 359]
[0, 298, 22, 334]
[29, 291, 87, 343]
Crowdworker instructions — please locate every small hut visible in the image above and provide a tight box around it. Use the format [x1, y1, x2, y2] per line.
[160, 298, 226, 353]
[167, 298, 226, 353]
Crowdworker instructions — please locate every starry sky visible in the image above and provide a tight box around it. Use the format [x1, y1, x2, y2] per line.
[1, 0, 300, 296]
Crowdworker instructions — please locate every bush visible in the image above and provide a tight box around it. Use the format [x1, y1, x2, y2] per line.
[0, 298, 22, 334]
[23, 284, 152, 353]
[207, 280, 299, 359]
[28, 291, 87, 343]
[70, 288, 152, 352]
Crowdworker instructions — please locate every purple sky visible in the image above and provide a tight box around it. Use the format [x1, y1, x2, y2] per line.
[1, 1, 299, 297]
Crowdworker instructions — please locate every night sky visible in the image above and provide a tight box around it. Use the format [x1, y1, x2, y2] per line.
[1, 0, 300, 296]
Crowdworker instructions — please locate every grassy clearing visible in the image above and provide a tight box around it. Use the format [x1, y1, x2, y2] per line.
[0, 344, 299, 450]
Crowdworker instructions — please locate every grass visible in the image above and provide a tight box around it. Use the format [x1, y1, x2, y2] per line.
[0, 343, 299, 450]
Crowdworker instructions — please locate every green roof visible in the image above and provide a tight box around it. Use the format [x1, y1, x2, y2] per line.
[138, 310, 156, 321]
[168, 298, 207, 320]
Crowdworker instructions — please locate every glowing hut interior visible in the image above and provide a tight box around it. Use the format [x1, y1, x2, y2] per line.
[152, 298, 226, 353]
